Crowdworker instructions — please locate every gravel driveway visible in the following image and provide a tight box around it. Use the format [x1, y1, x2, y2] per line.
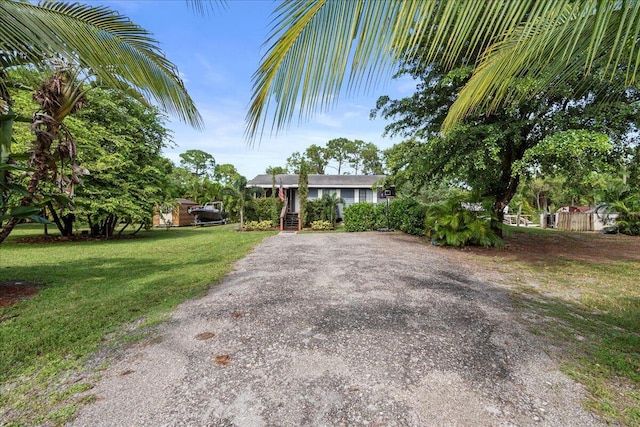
[69, 232, 601, 426]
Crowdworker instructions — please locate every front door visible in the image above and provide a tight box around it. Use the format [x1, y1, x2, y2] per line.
[288, 189, 296, 212]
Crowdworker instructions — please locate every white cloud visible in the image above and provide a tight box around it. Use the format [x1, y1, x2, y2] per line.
[313, 114, 342, 128]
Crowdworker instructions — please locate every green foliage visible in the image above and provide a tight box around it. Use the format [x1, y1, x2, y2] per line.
[243, 220, 273, 231]
[213, 163, 240, 185]
[310, 220, 332, 231]
[67, 88, 172, 236]
[179, 149, 215, 178]
[250, 197, 280, 224]
[343, 198, 427, 235]
[287, 138, 382, 175]
[305, 193, 343, 227]
[298, 160, 309, 227]
[425, 197, 504, 247]
[603, 190, 640, 236]
[343, 203, 380, 232]
[388, 198, 427, 236]
[379, 57, 639, 228]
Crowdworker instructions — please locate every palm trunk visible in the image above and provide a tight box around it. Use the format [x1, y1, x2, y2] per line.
[0, 120, 57, 244]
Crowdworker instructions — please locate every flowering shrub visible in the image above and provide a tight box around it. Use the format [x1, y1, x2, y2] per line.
[311, 220, 333, 230]
[243, 220, 273, 231]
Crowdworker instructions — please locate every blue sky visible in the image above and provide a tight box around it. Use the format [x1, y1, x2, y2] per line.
[102, 1, 414, 179]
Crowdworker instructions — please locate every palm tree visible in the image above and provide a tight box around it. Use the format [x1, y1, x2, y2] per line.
[1, 0, 203, 167]
[222, 176, 262, 230]
[246, 1, 640, 140]
[0, 0, 206, 241]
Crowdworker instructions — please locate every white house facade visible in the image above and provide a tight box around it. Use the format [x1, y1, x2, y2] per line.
[248, 174, 386, 216]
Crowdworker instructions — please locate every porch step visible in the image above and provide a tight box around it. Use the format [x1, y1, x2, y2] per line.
[284, 212, 299, 230]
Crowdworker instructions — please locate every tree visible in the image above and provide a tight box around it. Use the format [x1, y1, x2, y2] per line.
[351, 141, 383, 175]
[1, 1, 201, 163]
[6, 71, 173, 238]
[0, 1, 202, 242]
[179, 149, 215, 178]
[304, 144, 329, 174]
[213, 164, 240, 185]
[0, 64, 89, 241]
[298, 160, 309, 228]
[286, 152, 304, 174]
[265, 166, 287, 176]
[325, 137, 357, 174]
[377, 63, 639, 233]
[246, 1, 640, 140]
[222, 176, 262, 230]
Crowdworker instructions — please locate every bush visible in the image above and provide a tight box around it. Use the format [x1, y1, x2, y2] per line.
[310, 220, 333, 230]
[388, 198, 427, 236]
[424, 196, 503, 247]
[602, 190, 640, 236]
[343, 203, 380, 231]
[242, 220, 273, 231]
[306, 199, 326, 225]
[249, 197, 282, 226]
[305, 195, 342, 227]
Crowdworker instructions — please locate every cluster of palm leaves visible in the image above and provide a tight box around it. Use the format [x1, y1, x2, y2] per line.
[424, 196, 504, 248]
[248, 1, 640, 140]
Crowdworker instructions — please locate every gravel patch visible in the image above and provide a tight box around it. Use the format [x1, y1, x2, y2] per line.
[69, 232, 602, 426]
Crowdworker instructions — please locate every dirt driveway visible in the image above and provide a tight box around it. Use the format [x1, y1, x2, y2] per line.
[70, 232, 601, 426]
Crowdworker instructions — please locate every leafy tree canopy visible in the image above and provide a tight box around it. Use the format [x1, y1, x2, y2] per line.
[287, 138, 383, 175]
[179, 149, 215, 178]
[377, 60, 640, 228]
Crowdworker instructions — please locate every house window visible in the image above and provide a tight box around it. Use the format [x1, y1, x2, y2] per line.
[308, 188, 318, 199]
[341, 189, 354, 206]
[359, 189, 373, 202]
[321, 188, 337, 198]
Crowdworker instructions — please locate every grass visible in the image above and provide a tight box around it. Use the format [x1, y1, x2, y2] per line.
[465, 226, 640, 426]
[0, 224, 276, 426]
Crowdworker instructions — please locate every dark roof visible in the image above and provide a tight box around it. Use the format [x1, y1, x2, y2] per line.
[177, 198, 198, 205]
[248, 174, 385, 188]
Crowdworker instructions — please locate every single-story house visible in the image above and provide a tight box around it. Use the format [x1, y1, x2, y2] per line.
[248, 174, 386, 229]
[153, 198, 199, 227]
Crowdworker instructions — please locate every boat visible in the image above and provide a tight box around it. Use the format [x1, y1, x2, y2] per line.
[188, 201, 228, 225]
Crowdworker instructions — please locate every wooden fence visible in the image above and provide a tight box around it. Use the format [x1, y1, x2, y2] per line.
[556, 212, 594, 232]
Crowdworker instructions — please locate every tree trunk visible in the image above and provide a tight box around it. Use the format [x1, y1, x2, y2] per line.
[61, 213, 74, 236]
[118, 221, 131, 236]
[131, 222, 145, 235]
[0, 121, 57, 244]
[46, 201, 65, 235]
[0, 217, 19, 244]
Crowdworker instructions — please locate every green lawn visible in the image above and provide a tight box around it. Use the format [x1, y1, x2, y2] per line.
[0, 224, 276, 426]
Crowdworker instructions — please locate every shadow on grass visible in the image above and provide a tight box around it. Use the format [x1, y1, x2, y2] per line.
[453, 226, 640, 266]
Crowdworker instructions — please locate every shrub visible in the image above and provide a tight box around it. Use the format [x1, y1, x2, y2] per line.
[306, 199, 326, 224]
[388, 198, 427, 236]
[343, 203, 380, 231]
[305, 195, 342, 227]
[248, 197, 282, 226]
[310, 220, 333, 230]
[424, 196, 503, 247]
[242, 220, 273, 231]
[602, 190, 640, 236]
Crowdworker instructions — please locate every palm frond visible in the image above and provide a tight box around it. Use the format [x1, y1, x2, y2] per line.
[0, 0, 202, 128]
[247, 0, 640, 141]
